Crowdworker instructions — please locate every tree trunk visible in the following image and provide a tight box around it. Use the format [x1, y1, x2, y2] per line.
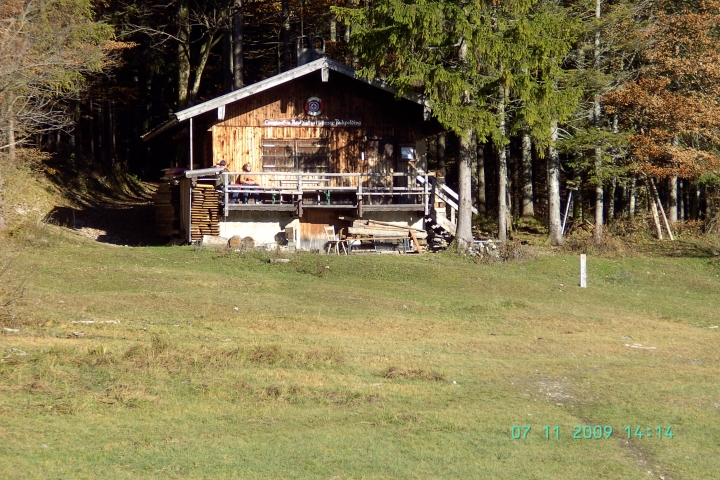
[668, 176, 678, 223]
[223, 33, 233, 93]
[330, 1, 337, 42]
[455, 130, 474, 250]
[521, 130, 534, 218]
[477, 141, 486, 214]
[188, 32, 221, 106]
[233, 0, 244, 90]
[572, 164, 583, 225]
[437, 133, 446, 179]
[497, 87, 508, 241]
[628, 175, 636, 219]
[72, 101, 81, 161]
[98, 98, 105, 165]
[594, 156, 603, 240]
[344, 0, 355, 64]
[280, 0, 292, 71]
[89, 98, 95, 162]
[68, 125, 76, 161]
[177, 0, 191, 109]
[678, 179, 685, 220]
[7, 108, 16, 163]
[593, 0, 603, 240]
[547, 120, 563, 245]
[607, 177, 616, 221]
[110, 99, 117, 165]
[690, 183, 699, 220]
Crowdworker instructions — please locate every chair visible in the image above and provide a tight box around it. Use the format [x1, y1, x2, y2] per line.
[324, 226, 347, 255]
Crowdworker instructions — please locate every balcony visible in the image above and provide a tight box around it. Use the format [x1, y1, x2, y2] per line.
[214, 171, 432, 218]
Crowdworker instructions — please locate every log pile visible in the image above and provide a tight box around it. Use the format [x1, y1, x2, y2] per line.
[346, 219, 427, 254]
[347, 219, 428, 239]
[153, 183, 180, 237]
[190, 184, 220, 240]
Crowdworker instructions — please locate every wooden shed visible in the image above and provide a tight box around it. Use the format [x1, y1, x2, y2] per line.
[145, 57, 455, 250]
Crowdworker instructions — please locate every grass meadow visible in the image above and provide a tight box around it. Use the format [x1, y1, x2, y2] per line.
[1, 230, 719, 479]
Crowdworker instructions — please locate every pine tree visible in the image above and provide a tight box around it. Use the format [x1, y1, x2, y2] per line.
[335, 0, 581, 246]
[559, 0, 645, 233]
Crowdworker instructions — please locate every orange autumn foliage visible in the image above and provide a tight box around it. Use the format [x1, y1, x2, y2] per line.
[605, 1, 720, 179]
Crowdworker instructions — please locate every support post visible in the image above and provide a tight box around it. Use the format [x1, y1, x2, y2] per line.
[580, 254, 587, 288]
[297, 173, 303, 218]
[223, 173, 228, 217]
[189, 117, 194, 170]
[187, 182, 193, 244]
[423, 174, 429, 216]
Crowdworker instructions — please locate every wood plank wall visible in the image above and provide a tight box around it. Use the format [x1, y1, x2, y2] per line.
[208, 70, 425, 187]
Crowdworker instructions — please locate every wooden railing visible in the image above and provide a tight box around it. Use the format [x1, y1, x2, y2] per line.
[415, 175, 477, 224]
[218, 171, 431, 218]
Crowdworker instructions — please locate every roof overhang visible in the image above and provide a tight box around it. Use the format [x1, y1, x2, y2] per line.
[142, 58, 427, 142]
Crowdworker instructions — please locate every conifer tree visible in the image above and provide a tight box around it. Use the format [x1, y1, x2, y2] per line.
[335, 0, 581, 246]
[559, 0, 645, 232]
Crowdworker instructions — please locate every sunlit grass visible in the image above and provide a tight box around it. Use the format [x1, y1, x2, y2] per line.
[1, 239, 719, 478]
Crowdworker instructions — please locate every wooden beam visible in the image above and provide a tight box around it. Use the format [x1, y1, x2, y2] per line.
[365, 219, 426, 233]
[410, 230, 423, 254]
[189, 117, 194, 170]
[650, 178, 675, 241]
[363, 205, 425, 212]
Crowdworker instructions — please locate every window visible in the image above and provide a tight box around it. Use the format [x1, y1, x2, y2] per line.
[262, 139, 329, 173]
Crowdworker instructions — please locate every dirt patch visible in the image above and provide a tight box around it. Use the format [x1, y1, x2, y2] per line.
[518, 376, 575, 405]
[576, 412, 674, 479]
[621, 439, 674, 479]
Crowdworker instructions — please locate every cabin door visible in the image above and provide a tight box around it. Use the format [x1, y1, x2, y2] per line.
[365, 139, 396, 203]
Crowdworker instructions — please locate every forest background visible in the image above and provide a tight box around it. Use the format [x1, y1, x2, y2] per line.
[0, 0, 719, 246]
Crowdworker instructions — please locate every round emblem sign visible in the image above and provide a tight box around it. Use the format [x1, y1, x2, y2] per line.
[304, 96, 323, 116]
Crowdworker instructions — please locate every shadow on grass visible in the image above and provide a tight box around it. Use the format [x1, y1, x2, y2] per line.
[634, 239, 720, 258]
[42, 158, 164, 246]
[45, 203, 163, 246]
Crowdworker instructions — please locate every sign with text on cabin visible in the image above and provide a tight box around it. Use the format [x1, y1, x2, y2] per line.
[264, 119, 362, 127]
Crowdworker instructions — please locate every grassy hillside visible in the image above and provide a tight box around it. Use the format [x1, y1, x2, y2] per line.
[1, 237, 719, 478]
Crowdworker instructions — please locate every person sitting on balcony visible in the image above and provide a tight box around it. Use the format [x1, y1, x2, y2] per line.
[215, 160, 229, 197]
[238, 163, 260, 204]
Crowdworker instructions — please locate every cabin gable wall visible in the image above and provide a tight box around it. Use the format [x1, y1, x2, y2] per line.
[208, 71, 425, 183]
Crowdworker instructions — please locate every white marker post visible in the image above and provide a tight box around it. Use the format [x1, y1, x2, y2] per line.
[580, 254, 587, 288]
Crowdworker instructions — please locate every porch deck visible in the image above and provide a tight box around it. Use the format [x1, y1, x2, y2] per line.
[215, 171, 432, 218]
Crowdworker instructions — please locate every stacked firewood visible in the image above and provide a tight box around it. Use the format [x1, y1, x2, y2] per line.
[153, 183, 180, 237]
[190, 184, 220, 240]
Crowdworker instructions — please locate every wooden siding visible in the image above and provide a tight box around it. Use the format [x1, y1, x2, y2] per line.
[205, 69, 429, 184]
[212, 126, 413, 187]
[216, 71, 424, 129]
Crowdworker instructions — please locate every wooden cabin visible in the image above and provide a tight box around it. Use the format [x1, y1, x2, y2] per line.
[145, 57, 455, 250]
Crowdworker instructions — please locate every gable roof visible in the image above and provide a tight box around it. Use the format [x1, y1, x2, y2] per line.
[142, 57, 426, 141]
